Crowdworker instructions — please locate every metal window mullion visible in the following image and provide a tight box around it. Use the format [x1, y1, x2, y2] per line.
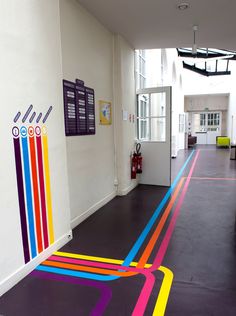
[138, 116, 166, 119]
[148, 93, 151, 141]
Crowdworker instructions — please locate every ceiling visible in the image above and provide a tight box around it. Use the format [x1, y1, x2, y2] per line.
[77, 0, 236, 50]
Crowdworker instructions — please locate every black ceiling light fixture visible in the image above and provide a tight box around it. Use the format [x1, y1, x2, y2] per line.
[177, 2, 190, 10]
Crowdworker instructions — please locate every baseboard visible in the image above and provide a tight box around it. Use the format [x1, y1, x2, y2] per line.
[117, 180, 138, 196]
[0, 231, 72, 297]
[70, 190, 117, 229]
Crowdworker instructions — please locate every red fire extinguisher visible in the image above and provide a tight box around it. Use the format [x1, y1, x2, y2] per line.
[131, 143, 142, 179]
[136, 143, 142, 174]
[131, 152, 138, 179]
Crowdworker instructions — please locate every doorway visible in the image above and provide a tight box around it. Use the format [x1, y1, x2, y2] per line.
[136, 86, 171, 186]
[191, 112, 221, 145]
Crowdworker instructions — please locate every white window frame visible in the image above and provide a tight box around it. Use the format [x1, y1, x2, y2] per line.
[192, 111, 221, 133]
[135, 50, 147, 90]
[137, 87, 168, 143]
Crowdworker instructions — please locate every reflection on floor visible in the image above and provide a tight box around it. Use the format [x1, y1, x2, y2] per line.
[1, 145, 236, 315]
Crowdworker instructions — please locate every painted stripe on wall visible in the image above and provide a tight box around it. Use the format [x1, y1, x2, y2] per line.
[36, 133, 49, 249]
[29, 134, 43, 253]
[21, 135, 37, 258]
[13, 137, 30, 263]
[42, 128, 54, 244]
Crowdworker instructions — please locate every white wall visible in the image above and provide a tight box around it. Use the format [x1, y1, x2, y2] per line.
[185, 94, 229, 112]
[185, 94, 229, 136]
[183, 68, 231, 96]
[114, 35, 138, 195]
[226, 64, 236, 141]
[0, 0, 139, 296]
[227, 92, 236, 142]
[0, 0, 71, 296]
[59, 0, 116, 227]
[182, 60, 236, 141]
[59, 1, 137, 222]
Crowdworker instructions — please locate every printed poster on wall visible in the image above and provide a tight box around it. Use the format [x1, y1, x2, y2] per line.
[99, 101, 112, 125]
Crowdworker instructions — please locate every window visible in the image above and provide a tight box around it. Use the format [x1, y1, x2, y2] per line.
[200, 113, 206, 126]
[179, 114, 185, 133]
[192, 112, 220, 133]
[207, 113, 220, 131]
[135, 50, 146, 89]
[140, 120, 148, 139]
[137, 92, 166, 142]
[137, 94, 149, 141]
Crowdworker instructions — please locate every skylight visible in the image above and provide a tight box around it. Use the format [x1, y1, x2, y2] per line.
[177, 48, 236, 76]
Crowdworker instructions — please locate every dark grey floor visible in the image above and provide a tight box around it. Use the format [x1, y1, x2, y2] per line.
[1, 145, 236, 315]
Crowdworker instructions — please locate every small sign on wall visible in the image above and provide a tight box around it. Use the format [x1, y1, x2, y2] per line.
[122, 110, 128, 121]
[99, 101, 112, 125]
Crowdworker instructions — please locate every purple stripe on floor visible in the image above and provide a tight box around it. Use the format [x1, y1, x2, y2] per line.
[31, 270, 112, 316]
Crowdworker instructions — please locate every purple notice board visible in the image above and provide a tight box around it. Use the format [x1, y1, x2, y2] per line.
[63, 80, 77, 136]
[63, 79, 96, 136]
[75, 82, 87, 135]
[85, 87, 95, 135]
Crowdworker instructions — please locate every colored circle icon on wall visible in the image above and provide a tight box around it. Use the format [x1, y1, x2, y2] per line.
[35, 126, 41, 136]
[28, 126, 34, 137]
[42, 125, 47, 135]
[20, 126, 27, 138]
[12, 126, 20, 138]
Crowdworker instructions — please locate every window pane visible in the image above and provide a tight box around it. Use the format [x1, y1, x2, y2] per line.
[208, 113, 213, 126]
[179, 114, 185, 133]
[141, 50, 146, 58]
[193, 113, 207, 132]
[138, 94, 149, 117]
[140, 101, 144, 117]
[140, 76, 145, 89]
[141, 121, 146, 138]
[150, 93, 166, 116]
[139, 57, 142, 73]
[138, 118, 149, 140]
[140, 100, 147, 117]
[208, 127, 218, 131]
[200, 113, 206, 126]
[213, 113, 220, 125]
[150, 118, 166, 141]
[141, 59, 145, 75]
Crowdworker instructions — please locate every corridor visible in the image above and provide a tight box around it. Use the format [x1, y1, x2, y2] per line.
[1, 147, 236, 315]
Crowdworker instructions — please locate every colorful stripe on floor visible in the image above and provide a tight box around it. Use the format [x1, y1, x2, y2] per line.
[36, 150, 196, 281]
[33, 149, 200, 315]
[35, 255, 173, 316]
[31, 270, 112, 316]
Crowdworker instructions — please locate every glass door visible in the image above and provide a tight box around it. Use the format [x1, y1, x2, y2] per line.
[192, 112, 221, 144]
[137, 87, 171, 186]
[206, 112, 221, 144]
